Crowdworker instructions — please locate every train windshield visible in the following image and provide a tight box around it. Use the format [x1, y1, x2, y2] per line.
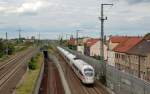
[84, 68, 93, 77]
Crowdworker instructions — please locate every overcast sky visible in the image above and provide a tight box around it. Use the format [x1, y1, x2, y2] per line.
[0, 0, 149, 39]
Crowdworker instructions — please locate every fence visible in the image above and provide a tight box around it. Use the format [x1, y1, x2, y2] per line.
[63, 47, 150, 94]
[107, 65, 150, 94]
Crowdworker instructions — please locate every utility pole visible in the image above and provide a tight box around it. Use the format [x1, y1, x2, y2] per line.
[17, 27, 23, 43]
[59, 33, 63, 45]
[61, 33, 63, 45]
[5, 32, 8, 55]
[66, 34, 70, 40]
[58, 34, 61, 44]
[66, 34, 71, 46]
[38, 32, 40, 46]
[76, 30, 80, 51]
[76, 30, 81, 47]
[99, 3, 113, 84]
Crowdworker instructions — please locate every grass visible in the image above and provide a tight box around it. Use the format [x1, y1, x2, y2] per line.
[47, 44, 54, 54]
[15, 46, 29, 52]
[16, 53, 43, 94]
[0, 55, 9, 62]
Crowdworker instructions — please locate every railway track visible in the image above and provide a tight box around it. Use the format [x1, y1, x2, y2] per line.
[39, 58, 65, 94]
[0, 47, 32, 66]
[48, 58, 64, 94]
[0, 47, 39, 93]
[0, 47, 33, 71]
[0, 48, 33, 76]
[53, 47, 109, 94]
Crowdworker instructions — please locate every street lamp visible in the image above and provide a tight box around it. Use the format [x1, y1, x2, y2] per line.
[99, 3, 113, 85]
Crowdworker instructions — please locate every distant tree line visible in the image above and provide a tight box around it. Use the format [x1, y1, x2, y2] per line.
[0, 38, 36, 58]
[0, 39, 15, 58]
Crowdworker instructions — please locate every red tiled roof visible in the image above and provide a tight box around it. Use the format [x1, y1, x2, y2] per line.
[85, 38, 100, 47]
[144, 33, 150, 40]
[127, 39, 150, 56]
[113, 37, 142, 53]
[68, 38, 76, 45]
[109, 36, 128, 43]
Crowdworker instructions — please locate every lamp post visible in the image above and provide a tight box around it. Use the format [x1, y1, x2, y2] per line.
[99, 3, 113, 84]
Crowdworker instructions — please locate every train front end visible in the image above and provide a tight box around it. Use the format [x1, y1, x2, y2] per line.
[82, 67, 95, 84]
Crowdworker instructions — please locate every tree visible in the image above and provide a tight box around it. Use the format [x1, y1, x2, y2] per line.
[7, 43, 15, 55]
[0, 39, 4, 57]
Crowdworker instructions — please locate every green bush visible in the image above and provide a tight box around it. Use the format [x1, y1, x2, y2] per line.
[28, 57, 37, 70]
[0, 53, 3, 58]
[8, 44, 15, 55]
[68, 45, 77, 50]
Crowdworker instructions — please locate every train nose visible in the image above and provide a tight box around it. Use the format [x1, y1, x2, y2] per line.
[84, 77, 94, 84]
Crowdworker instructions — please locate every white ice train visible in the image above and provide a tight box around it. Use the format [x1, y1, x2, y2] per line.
[57, 46, 95, 84]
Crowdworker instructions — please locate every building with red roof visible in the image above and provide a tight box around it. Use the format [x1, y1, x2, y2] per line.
[108, 36, 142, 67]
[85, 38, 100, 47]
[125, 33, 150, 80]
[113, 36, 145, 78]
[109, 36, 128, 43]
[68, 38, 76, 46]
[108, 36, 130, 66]
[113, 37, 142, 53]
[108, 36, 129, 50]
[84, 38, 108, 60]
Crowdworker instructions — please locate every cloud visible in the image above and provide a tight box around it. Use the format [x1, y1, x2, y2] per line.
[0, 0, 49, 15]
[16, 0, 49, 14]
[126, 0, 150, 4]
[0, 0, 150, 39]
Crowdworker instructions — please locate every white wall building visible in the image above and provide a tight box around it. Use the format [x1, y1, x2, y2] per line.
[84, 39, 108, 60]
[77, 46, 84, 54]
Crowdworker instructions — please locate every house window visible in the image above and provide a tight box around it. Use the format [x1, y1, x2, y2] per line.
[135, 56, 137, 60]
[143, 57, 146, 63]
[115, 53, 119, 58]
[115, 53, 117, 58]
[118, 54, 120, 58]
[122, 55, 125, 60]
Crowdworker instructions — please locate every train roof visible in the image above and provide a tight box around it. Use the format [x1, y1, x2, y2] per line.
[73, 59, 93, 71]
[63, 50, 69, 55]
[67, 53, 76, 59]
[58, 47, 68, 55]
[57, 46, 76, 59]
[57, 46, 93, 72]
